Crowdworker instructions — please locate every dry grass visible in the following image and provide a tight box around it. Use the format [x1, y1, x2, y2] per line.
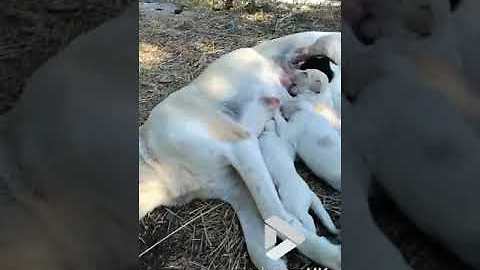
[138, 1, 341, 269]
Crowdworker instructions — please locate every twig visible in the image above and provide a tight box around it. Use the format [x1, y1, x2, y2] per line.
[139, 203, 224, 258]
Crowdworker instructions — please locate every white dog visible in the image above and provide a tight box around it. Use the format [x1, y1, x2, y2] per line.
[139, 32, 342, 270]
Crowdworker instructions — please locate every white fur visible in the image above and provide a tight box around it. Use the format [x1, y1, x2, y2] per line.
[139, 33, 342, 270]
[259, 119, 338, 234]
[280, 93, 341, 191]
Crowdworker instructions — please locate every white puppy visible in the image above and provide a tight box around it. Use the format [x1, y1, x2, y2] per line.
[291, 65, 341, 117]
[290, 34, 341, 115]
[279, 93, 341, 191]
[259, 118, 338, 234]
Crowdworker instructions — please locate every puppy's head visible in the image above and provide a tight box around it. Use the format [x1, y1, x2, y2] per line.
[291, 69, 330, 96]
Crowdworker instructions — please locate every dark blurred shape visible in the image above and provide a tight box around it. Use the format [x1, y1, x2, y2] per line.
[300, 56, 334, 82]
[0, 0, 135, 114]
[0, 4, 137, 270]
[342, 0, 480, 269]
[449, 0, 462, 11]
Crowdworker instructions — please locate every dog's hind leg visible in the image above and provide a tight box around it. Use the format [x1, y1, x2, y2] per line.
[228, 137, 293, 223]
[138, 157, 177, 220]
[219, 177, 289, 270]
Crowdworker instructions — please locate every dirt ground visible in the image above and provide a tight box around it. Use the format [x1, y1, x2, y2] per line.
[138, 1, 341, 269]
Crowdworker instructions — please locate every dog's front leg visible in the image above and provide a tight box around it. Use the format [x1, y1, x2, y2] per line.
[220, 178, 289, 270]
[229, 137, 292, 222]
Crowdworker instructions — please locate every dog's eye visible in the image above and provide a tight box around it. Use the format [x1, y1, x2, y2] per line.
[449, 0, 462, 12]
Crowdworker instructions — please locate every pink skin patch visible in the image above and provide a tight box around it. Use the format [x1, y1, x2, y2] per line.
[261, 96, 281, 110]
[279, 72, 293, 89]
[292, 47, 309, 67]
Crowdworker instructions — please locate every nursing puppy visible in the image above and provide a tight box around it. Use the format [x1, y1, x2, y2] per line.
[290, 34, 341, 115]
[279, 93, 341, 191]
[140, 33, 342, 270]
[292, 65, 341, 116]
[259, 118, 338, 234]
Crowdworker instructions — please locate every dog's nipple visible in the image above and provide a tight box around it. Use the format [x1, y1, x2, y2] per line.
[261, 96, 281, 109]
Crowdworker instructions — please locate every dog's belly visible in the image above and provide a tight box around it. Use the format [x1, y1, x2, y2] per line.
[139, 151, 235, 210]
[139, 105, 235, 212]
